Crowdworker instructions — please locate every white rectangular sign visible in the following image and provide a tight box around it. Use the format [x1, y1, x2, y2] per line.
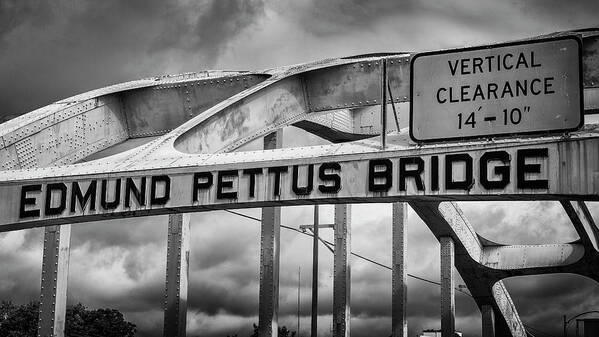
[410, 36, 583, 142]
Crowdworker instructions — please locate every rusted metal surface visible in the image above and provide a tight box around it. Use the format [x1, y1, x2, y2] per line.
[481, 243, 585, 270]
[123, 74, 269, 138]
[562, 200, 599, 252]
[2, 132, 599, 231]
[392, 203, 407, 337]
[258, 131, 282, 337]
[164, 214, 190, 337]
[2, 28, 599, 337]
[482, 304, 496, 337]
[333, 204, 351, 337]
[409, 201, 526, 336]
[311, 205, 318, 337]
[440, 236, 455, 337]
[38, 225, 71, 337]
[583, 34, 599, 88]
[491, 281, 526, 337]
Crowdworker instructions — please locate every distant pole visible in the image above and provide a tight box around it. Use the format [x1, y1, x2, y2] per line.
[298, 266, 301, 337]
[311, 205, 319, 337]
[564, 315, 567, 337]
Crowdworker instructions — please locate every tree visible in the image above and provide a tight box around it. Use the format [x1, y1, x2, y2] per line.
[249, 323, 296, 337]
[0, 301, 136, 337]
[0, 301, 38, 337]
[66, 303, 136, 337]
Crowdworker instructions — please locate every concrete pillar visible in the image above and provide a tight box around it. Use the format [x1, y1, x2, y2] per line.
[259, 130, 282, 337]
[163, 214, 191, 337]
[333, 204, 351, 337]
[481, 305, 495, 337]
[440, 236, 455, 337]
[392, 203, 408, 337]
[38, 225, 71, 337]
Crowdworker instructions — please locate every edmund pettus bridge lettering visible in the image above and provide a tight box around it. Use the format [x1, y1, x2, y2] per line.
[17, 147, 550, 221]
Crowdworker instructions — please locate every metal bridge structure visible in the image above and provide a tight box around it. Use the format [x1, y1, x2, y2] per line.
[1, 28, 599, 337]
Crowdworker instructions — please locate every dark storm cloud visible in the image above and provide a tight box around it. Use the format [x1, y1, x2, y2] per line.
[2, 1, 599, 336]
[70, 216, 167, 250]
[282, 0, 598, 37]
[505, 274, 599, 334]
[0, 0, 265, 121]
[0, 229, 43, 303]
[152, 0, 265, 62]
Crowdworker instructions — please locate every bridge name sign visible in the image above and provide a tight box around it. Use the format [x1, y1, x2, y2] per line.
[3, 136, 598, 231]
[410, 36, 583, 142]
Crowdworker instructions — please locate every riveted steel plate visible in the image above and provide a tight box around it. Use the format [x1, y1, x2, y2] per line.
[303, 61, 383, 112]
[0, 145, 20, 170]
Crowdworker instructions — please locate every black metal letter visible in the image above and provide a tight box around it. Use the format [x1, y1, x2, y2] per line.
[480, 151, 511, 189]
[125, 177, 146, 208]
[431, 156, 439, 191]
[19, 184, 41, 218]
[292, 165, 314, 195]
[45, 183, 67, 216]
[217, 170, 238, 199]
[318, 162, 341, 194]
[101, 179, 121, 210]
[268, 166, 289, 197]
[192, 172, 213, 202]
[399, 157, 425, 191]
[243, 168, 263, 198]
[368, 159, 393, 192]
[70, 181, 97, 213]
[445, 154, 473, 190]
[517, 148, 548, 189]
[150, 175, 170, 205]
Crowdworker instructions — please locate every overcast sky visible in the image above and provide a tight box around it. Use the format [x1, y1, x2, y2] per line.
[1, 1, 599, 336]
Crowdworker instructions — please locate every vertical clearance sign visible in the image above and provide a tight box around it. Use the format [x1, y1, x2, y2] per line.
[410, 36, 583, 142]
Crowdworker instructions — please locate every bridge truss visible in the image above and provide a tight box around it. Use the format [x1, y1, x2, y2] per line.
[1, 29, 599, 337]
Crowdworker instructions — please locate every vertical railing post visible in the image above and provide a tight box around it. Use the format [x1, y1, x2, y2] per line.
[38, 225, 71, 337]
[311, 205, 319, 337]
[332, 204, 351, 337]
[380, 58, 388, 149]
[259, 130, 282, 337]
[164, 213, 191, 337]
[392, 203, 408, 337]
[481, 304, 496, 337]
[440, 236, 455, 337]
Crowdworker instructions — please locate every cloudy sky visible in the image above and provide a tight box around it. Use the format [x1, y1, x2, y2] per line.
[1, 0, 598, 336]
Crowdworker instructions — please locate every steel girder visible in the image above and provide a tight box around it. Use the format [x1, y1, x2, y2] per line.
[2, 28, 599, 337]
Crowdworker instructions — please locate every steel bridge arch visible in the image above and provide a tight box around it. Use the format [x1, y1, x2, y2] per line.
[1, 28, 599, 337]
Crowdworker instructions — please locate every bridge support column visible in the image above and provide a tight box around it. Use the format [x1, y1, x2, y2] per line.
[333, 204, 351, 337]
[392, 203, 408, 337]
[259, 131, 282, 337]
[440, 236, 455, 337]
[481, 305, 495, 337]
[164, 214, 190, 337]
[38, 225, 71, 337]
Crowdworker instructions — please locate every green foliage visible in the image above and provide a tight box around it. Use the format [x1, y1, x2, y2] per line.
[249, 323, 296, 337]
[0, 301, 38, 337]
[0, 301, 136, 337]
[65, 303, 136, 337]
